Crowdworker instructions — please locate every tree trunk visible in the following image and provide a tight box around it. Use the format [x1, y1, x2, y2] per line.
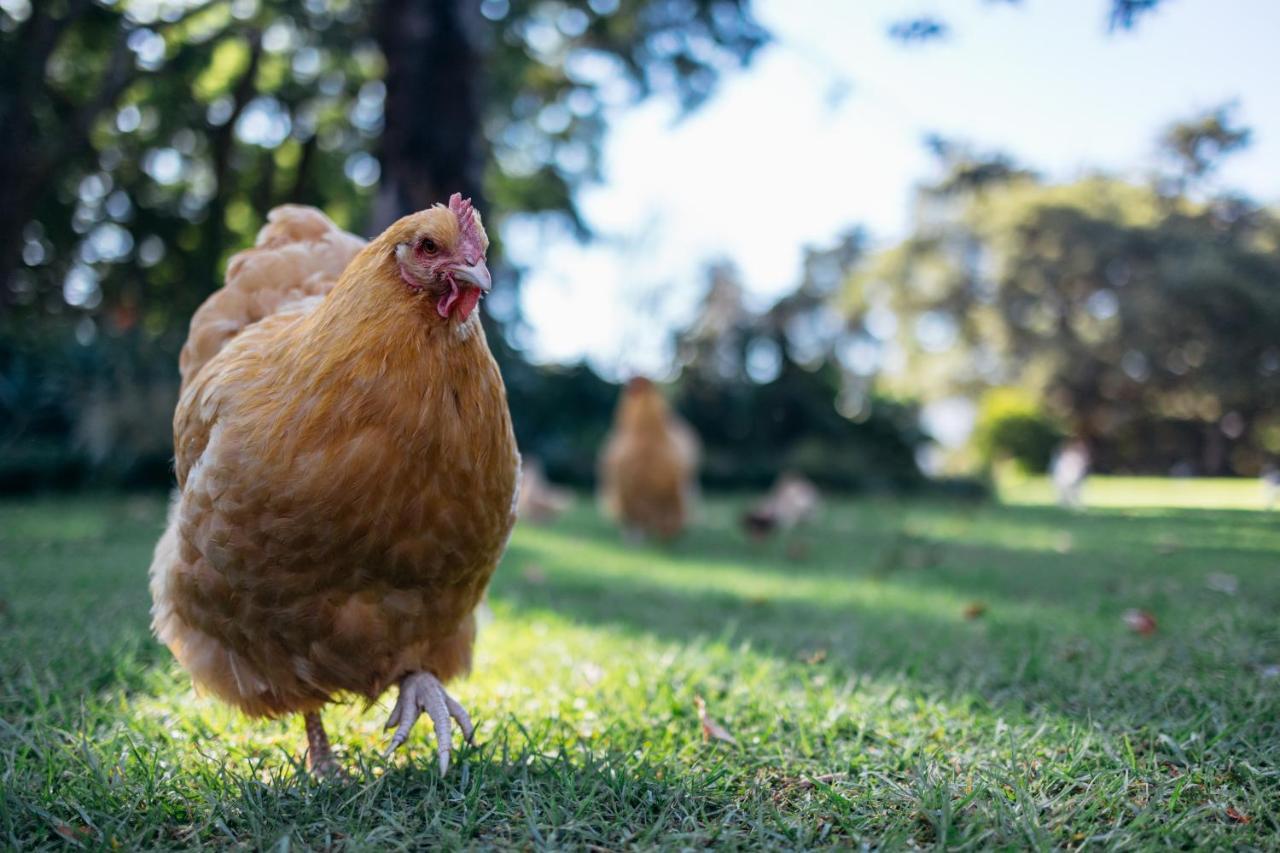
[372, 0, 486, 233]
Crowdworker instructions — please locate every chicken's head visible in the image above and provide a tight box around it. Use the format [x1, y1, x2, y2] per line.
[390, 193, 492, 322]
[616, 376, 670, 430]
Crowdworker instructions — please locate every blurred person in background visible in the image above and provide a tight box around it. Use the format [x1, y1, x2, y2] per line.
[1052, 439, 1090, 509]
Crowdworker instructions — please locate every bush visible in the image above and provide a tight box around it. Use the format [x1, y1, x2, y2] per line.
[972, 388, 1062, 473]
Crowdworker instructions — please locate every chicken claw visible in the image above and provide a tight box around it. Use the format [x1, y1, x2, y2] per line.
[383, 671, 474, 774]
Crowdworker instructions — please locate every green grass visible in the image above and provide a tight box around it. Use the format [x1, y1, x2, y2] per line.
[2, 489, 1278, 849]
[999, 473, 1272, 510]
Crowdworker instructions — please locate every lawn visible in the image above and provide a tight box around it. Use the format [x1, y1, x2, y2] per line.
[1, 489, 1278, 849]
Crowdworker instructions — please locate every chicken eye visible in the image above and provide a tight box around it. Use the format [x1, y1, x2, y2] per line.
[420, 238, 439, 255]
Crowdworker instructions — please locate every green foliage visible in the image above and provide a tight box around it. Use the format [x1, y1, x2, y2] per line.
[3, 490, 1278, 847]
[972, 387, 1062, 472]
[1158, 102, 1251, 186]
[672, 240, 927, 492]
[501, 355, 618, 487]
[0, 0, 766, 489]
[844, 128, 1280, 476]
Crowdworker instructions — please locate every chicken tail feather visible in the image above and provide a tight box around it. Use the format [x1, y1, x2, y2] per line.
[177, 205, 366, 390]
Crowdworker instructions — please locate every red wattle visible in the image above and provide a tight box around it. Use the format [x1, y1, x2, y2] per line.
[454, 286, 482, 322]
[437, 275, 482, 321]
[437, 279, 460, 318]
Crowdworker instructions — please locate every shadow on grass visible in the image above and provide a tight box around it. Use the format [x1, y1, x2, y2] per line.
[494, 502, 1278, 732]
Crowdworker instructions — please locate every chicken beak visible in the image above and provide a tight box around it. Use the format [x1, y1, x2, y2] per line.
[450, 259, 492, 292]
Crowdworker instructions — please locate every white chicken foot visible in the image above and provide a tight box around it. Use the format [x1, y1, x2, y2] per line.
[383, 671, 474, 774]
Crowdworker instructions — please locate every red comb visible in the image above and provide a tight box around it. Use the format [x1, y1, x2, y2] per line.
[448, 193, 484, 260]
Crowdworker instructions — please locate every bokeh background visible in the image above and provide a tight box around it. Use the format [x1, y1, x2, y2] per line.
[3, 0, 1279, 498]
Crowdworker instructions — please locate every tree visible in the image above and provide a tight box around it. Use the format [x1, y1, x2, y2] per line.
[888, 0, 1166, 44]
[672, 240, 926, 491]
[843, 132, 1280, 475]
[0, 0, 766, 487]
[1157, 103, 1252, 194]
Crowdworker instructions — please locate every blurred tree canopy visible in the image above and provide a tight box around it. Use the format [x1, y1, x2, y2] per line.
[888, 0, 1165, 44]
[0, 0, 1212, 493]
[842, 115, 1280, 476]
[670, 241, 928, 492]
[0, 0, 766, 489]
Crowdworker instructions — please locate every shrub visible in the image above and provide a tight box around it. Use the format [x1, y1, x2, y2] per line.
[972, 388, 1062, 473]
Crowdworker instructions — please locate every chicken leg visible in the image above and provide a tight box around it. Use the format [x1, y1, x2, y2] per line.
[303, 710, 343, 778]
[383, 671, 474, 774]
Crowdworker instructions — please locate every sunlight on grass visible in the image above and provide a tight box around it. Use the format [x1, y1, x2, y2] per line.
[999, 473, 1273, 510]
[2, 492, 1278, 847]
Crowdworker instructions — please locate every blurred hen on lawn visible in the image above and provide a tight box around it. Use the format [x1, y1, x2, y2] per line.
[598, 377, 699, 541]
[148, 197, 519, 776]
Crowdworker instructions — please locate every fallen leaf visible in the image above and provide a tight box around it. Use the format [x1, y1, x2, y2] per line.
[694, 695, 737, 745]
[54, 823, 91, 841]
[1205, 573, 1239, 595]
[800, 648, 827, 665]
[521, 564, 547, 584]
[963, 602, 987, 620]
[1123, 609, 1158, 636]
[1225, 806, 1251, 824]
[785, 539, 811, 561]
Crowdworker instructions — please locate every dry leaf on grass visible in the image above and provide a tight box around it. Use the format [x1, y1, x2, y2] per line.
[54, 823, 92, 842]
[1225, 806, 1251, 824]
[694, 695, 737, 745]
[1123, 609, 1158, 635]
[963, 602, 987, 620]
[800, 648, 828, 665]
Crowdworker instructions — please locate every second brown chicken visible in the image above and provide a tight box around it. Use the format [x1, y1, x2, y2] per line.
[598, 378, 699, 540]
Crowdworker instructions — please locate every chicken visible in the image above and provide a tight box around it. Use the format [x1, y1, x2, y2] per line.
[741, 473, 821, 541]
[515, 457, 572, 524]
[148, 195, 519, 777]
[597, 377, 699, 540]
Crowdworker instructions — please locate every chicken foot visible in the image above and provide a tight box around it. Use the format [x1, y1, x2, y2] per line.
[383, 671, 474, 774]
[303, 710, 344, 779]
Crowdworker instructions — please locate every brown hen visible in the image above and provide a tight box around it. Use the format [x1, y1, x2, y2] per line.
[597, 378, 699, 540]
[149, 196, 519, 776]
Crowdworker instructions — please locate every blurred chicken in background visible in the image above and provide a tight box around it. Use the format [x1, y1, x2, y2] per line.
[741, 473, 821, 541]
[1051, 439, 1090, 509]
[598, 378, 699, 541]
[1263, 464, 1280, 511]
[516, 457, 572, 524]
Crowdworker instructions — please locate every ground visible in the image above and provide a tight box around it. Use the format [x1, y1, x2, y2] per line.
[1, 482, 1278, 849]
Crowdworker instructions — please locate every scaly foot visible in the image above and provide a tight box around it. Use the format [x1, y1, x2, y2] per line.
[303, 710, 345, 779]
[383, 671, 474, 774]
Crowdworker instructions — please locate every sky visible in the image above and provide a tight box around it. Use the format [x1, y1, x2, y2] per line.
[509, 0, 1280, 378]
